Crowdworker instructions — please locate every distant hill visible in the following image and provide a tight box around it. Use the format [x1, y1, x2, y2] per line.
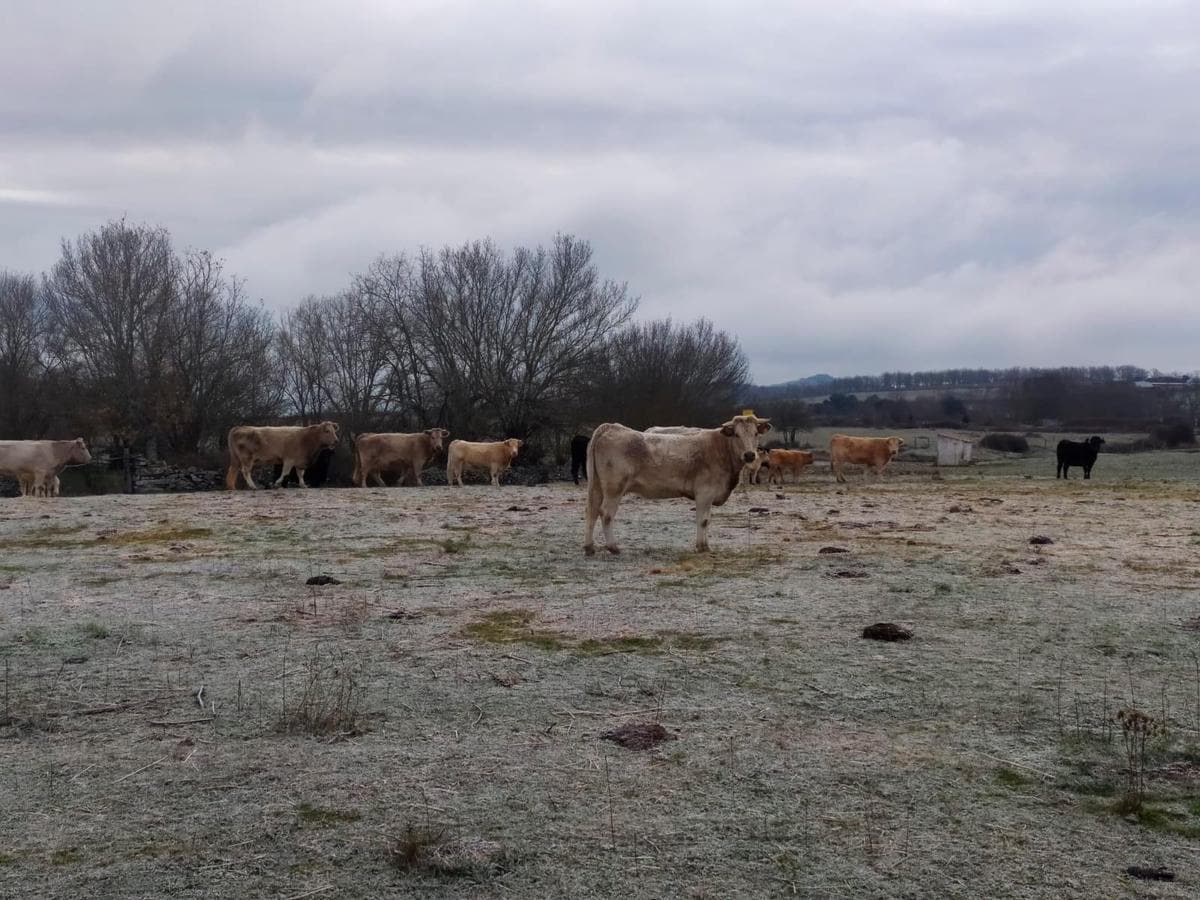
[772, 373, 834, 388]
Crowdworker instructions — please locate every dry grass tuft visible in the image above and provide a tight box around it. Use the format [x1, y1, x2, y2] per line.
[387, 825, 509, 878]
[277, 648, 369, 738]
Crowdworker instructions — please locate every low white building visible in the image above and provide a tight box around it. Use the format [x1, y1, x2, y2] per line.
[936, 433, 975, 466]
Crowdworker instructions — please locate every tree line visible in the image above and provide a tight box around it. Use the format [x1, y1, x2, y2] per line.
[0, 219, 750, 463]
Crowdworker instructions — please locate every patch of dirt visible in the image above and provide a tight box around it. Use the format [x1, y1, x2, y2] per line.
[600, 721, 676, 750]
[862, 623, 913, 641]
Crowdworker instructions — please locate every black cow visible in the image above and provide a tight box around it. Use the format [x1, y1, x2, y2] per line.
[570, 434, 590, 485]
[1056, 436, 1105, 479]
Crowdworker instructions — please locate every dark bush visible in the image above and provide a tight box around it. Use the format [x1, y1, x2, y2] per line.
[1150, 421, 1196, 448]
[980, 433, 1030, 454]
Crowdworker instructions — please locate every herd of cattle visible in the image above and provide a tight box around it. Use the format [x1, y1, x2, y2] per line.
[1, 423, 1107, 552]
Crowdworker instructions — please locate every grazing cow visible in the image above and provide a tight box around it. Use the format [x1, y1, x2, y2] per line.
[584, 414, 771, 554]
[740, 449, 768, 485]
[570, 434, 590, 485]
[1056, 436, 1105, 479]
[766, 448, 815, 485]
[829, 434, 905, 483]
[353, 429, 450, 487]
[225, 421, 340, 490]
[447, 438, 523, 486]
[0, 439, 90, 498]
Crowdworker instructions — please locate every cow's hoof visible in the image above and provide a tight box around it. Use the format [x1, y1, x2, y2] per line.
[584, 545, 595, 556]
[607, 546, 621, 555]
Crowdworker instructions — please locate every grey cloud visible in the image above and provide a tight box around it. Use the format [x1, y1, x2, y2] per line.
[2, 1, 1199, 384]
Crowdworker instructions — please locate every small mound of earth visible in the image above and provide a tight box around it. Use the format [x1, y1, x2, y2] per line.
[862, 623, 913, 641]
[601, 721, 676, 751]
[1125, 866, 1174, 882]
[829, 570, 869, 579]
[818, 546, 850, 554]
[305, 575, 342, 586]
[1029, 535, 1054, 545]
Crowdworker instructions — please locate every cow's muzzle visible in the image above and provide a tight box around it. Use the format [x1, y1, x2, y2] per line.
[742, 451, 756, 463]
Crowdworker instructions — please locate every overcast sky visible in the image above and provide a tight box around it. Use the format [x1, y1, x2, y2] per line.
[2, 1, 1198, 384]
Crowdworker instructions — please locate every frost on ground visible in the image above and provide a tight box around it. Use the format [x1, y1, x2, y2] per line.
[1, 457, 1198, 898]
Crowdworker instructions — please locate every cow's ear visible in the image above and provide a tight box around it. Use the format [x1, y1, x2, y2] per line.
[720, 422, 736, 436]
[756, 420, 772, 434]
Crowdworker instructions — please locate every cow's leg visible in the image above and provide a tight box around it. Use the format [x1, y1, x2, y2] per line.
[833, 460, 846, 483]
[373, 472, 387, 488]
[599, 494, 622, 554]
[694, 497, 714, 552]
[490, 465, 501, 487]
[273, 462, 292, 488]
[1083, 464, 1091, 480]
[295, 467, 309, 488]
[241, 467, 259, 489]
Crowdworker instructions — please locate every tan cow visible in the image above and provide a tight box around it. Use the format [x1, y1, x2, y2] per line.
[584, 414, 771, 554]
[225, 421, 340, 490]
[829, 434, 905, 483]
[765, 449, 815, 485]
[446, 438, 523, 486]
[353, 429, 449, 487]
[0, 439, 90, 498]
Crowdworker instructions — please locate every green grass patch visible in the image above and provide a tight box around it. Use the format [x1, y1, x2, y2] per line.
[76, 622, 109, 640]
[463, 610, 568, 650]
[995, 767, 1032, 788]
[1122, 802, 1200, 839]
[577, 635, 664, 655]
[50, 848, 82, 866]
[662, 630, 727, 651]
[16, 626, 51, 647]
[297, 802, 362, 827]
[462, 611, 724, 655]
[0, 524, 89, 550]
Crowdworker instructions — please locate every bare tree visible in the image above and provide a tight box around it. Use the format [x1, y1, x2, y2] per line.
[277, 298, 332, 423]
[162, 250, 281, 453]
[313, 289, 396, 435]
[590, 318, 749, 429]
[392, 235, 636, 437]
[0, 270, 51, 436]
[44, 219, 176, 447]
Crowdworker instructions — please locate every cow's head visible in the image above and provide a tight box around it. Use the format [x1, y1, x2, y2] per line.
[70, 438, 91, 465]
[720, 415, 771, 463]
[888, 437, 905, 456]
[505, 438, 524, 459]
[316, 421, 340, 448]
[424, 428, 450, 452]
[1088, 436, 1106, 449]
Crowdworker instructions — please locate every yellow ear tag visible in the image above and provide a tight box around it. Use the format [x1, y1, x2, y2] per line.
[741, 408, 755, 417]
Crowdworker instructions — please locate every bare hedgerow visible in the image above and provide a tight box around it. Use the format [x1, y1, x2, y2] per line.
[276, 646, 368, 738]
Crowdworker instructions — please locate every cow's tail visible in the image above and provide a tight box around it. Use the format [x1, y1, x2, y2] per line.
[585, 428, 604, 522]
[350, 435, 362, 487]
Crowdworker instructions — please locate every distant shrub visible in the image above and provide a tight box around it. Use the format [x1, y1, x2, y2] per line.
[1150, 421, 1196, 449]
[980, 433, 1030, 454]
